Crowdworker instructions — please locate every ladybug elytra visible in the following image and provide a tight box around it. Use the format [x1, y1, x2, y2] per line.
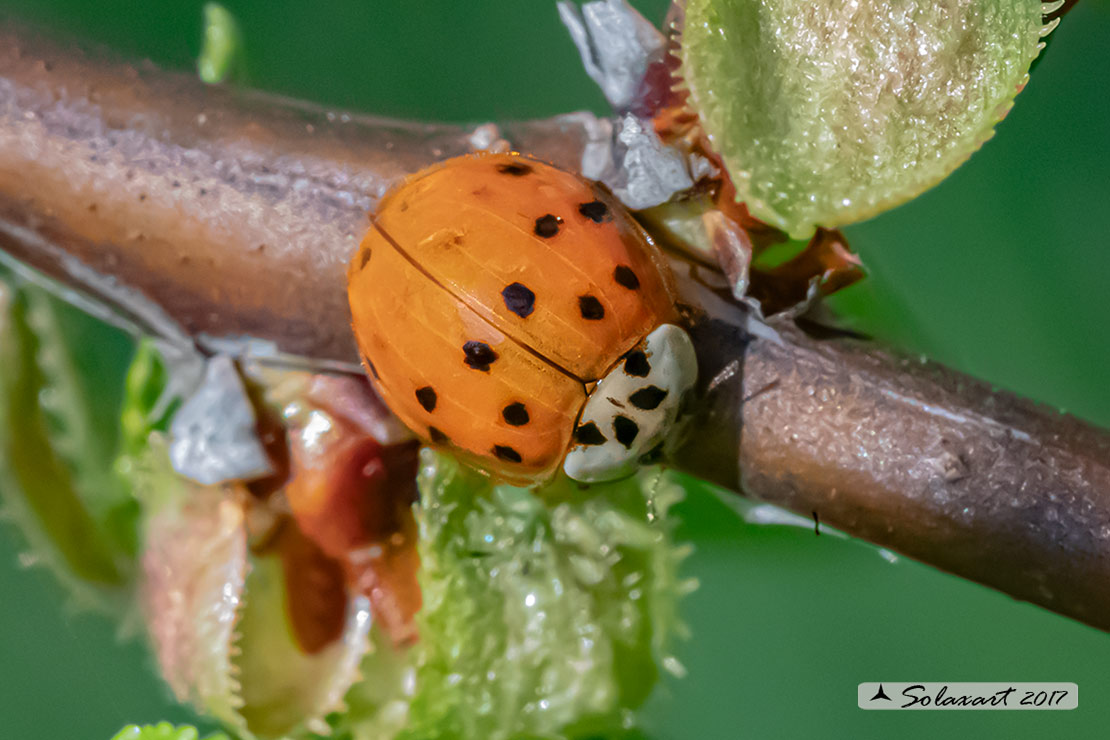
[347, 153, 696, 484]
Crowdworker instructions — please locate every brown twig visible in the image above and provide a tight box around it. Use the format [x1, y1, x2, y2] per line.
[2, 27, 1109, 631]
[0, 27, 597, 364]
[675, 318, 1110, 630]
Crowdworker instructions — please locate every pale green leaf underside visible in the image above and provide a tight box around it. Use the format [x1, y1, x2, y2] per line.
[681, 0, 1048, 237]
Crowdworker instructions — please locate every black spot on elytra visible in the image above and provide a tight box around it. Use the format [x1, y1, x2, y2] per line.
[578, 295, 605, 320]
[415, 386, 437, 412]
[428, 426, 449, 444]
[623, 350, 651, 377]
[534, 214, 562, 238]
[501, 282, 536, 318]
[497, 162, 533, 176]
[359, 248, 372, 270]
[629, 385, 667, 410]
[613, 415, 639, 448]
[463, 341, 498, 371]
[574, 422, 607, 446]
[502, 402, 530, 426]
[493, 445, 522, 463]
[578, 200, 612, 223]
[613, 265, 640, 290]
[364, 358, 380, 380]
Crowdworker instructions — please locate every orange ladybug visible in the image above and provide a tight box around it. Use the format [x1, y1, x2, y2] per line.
[347, 153, 697, 484]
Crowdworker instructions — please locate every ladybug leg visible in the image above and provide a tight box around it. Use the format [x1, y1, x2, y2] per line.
[563, 324, 697, 483]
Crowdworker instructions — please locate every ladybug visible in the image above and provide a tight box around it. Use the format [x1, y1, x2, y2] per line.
[347, 152, 697, 484]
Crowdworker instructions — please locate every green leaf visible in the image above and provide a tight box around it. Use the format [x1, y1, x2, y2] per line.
[681, 0, 1051, 237]
[0, 280, 133, 607]
[232, 550, 373, 739]
[24, 284, 140, 559]
[197, 3, 246, 85]
[338, 450, 693, 740]
[110, 722, 230, 740]
[119, 338, 180, 459]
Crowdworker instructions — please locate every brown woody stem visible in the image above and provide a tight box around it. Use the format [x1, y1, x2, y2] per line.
[0, 27, 597, 364]
[674, 318, 1110, 630]
[2, 26, 1108, 631]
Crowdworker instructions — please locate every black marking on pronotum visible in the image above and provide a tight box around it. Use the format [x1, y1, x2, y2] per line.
[534, 214, 562, 238]
[463, 341, 498, 371]
[359, 248, 372, 270]
[501, 282, 536, 318]
[502, 402, 530, 426]
[578, 200, 611, 223]
[415, 386, 437, 412]
[428, 426, 449, 444]
[613, 265, 640, 290]
[493, 445, 522, 463]
[629, 385, 667, 410]
[578, 295, 605, 320]
[573, 422, 607, 446]
[497, 161, 533, 176]
[613, 415, 639, 448]
[623, 350, 651, 377]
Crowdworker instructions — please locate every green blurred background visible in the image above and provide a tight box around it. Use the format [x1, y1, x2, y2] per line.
[0, 1, 1107, 738]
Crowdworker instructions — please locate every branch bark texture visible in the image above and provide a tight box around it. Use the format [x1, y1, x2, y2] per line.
[675, 318, 1110, 629]
[0, 27, 597, 363]
[2, 26, 1109, 631]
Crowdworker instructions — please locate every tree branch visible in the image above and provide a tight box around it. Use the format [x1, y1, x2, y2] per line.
[675, 318, 1110, 630]
[2, 27, 1108, 631]
[0, 26, 598, 364]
